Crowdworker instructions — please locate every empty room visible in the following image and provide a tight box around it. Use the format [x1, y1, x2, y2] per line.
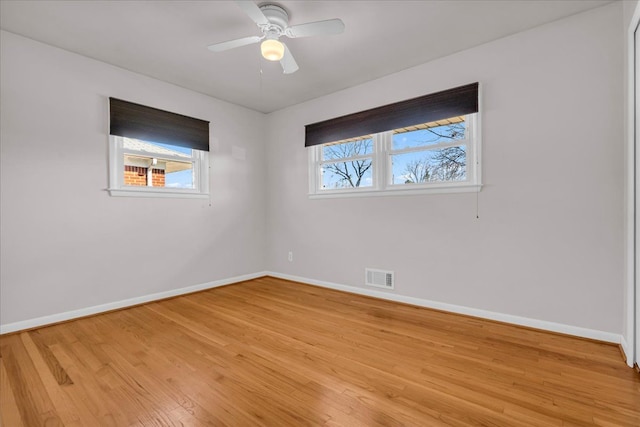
[1, 0, 639, 425]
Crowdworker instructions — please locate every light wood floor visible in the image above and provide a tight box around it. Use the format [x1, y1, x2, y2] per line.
[1, 277, 639, 426]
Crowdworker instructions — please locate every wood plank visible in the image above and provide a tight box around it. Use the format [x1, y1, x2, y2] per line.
[19, 332, 90, 426]
[0, 336, 63, 426]
[27, 330, 73, 385]
[0, 356, 25, 427]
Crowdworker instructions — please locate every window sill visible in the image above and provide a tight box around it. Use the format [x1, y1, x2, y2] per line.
[107, 187, 209, 199]
[309, 183, 482, 199]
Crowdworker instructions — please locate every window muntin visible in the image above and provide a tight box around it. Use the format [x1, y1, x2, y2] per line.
[309, 113, 479, 197]
[108, 136, 209, 198]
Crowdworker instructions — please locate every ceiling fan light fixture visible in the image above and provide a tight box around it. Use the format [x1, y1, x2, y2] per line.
[261, 38, 285, 61]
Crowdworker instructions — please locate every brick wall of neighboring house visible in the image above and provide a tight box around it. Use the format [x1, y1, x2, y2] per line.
[152, 168, 165, 187]
[124, 165, 147, 186]
[124, 165, 165, 187]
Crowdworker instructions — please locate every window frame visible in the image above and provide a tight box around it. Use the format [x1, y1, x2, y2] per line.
[308, 113, 481, 198]
[108, 135, 210, 199]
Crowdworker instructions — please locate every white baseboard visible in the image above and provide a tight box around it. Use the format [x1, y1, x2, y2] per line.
[0, 271, 268, 334]
[620, 335, 634, 367]
[266, 271, 622, 345]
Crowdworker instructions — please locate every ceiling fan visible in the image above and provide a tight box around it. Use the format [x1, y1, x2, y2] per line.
[207, 1, 345, 74]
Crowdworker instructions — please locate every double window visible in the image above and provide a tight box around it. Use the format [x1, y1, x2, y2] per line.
[107, 98, 210, 198]
[306, 83, 481, 197]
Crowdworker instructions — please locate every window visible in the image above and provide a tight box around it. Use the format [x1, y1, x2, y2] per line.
[107, 98, 210, 198]
[309, 114, 479, 196]
[108, 136, 209, 198]
[306, 83, 480, 197]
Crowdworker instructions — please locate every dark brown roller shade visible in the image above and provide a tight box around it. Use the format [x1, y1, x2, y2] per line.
[109, 98, 210, 151]
[305, 83, 479, 147]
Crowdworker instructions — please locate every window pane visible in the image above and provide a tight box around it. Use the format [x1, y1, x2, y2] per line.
[392, 121, 466, 150]
[322, 138, 373, 160]
[165, 163, 194, 189]
[122, 138, 195, 189]
[123, 154, 194, 189]
[391, 146, 466, 184]
[321, 159, 373, 189]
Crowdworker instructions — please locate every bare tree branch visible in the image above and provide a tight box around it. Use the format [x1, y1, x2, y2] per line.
[402, 146, 466, 184]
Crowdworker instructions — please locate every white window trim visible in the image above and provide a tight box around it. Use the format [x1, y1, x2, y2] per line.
[108, 135, 210, 199]
[308, 114, 482, 198]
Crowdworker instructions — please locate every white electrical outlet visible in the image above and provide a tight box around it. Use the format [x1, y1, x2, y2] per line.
[288, 251, 293, 262]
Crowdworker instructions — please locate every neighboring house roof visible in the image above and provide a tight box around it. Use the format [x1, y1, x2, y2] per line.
[123, 138, 191, 159]
[123, 138, 192, 174]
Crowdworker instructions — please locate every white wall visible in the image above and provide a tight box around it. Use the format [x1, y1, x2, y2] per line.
[265, 3, 624, 335]
[0, 31, 267, 327]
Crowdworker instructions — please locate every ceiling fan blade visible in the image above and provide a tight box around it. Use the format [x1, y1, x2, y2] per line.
[235, 1, 269, 26]
[286, 19, 345, 38]
[280, 43, 299, 74]
[208, 35, 262, 52]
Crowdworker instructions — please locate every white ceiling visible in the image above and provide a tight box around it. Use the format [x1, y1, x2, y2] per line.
[0, 0, 612, 113]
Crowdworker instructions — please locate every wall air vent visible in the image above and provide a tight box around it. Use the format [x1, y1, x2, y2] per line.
[365, 268, 394, 289]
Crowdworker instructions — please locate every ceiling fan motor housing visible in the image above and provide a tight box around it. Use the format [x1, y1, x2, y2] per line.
[259, 4, 289, 35]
